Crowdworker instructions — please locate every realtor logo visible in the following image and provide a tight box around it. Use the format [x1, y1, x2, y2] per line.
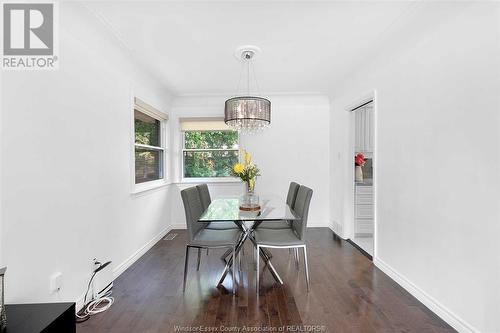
[2, 3, 58, 69]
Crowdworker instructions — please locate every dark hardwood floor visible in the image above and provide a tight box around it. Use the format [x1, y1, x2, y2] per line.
[78, 228, 455, 333]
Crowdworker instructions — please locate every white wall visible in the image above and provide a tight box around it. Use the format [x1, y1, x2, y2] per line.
[0, 75, 3, 270]
[169, 95, 331, 228]
[330, 3, 500, 332]
[0, 3, 173, 305]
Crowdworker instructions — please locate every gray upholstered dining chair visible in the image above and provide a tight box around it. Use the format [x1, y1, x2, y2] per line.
[196, 184, 239, 230]
[254, 185, 313, 293]
[181, 186, 241, 294]
[258, 182, 300, 230]
[257, 182, 301, 266]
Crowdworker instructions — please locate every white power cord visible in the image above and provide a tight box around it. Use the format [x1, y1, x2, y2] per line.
[76, 261, 114, 322]
[77, 290, 114, 319]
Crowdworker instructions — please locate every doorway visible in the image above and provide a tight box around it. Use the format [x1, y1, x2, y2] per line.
[350, 100, 374, 258]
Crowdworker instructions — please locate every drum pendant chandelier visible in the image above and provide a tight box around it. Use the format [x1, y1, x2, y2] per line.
[224, 46, 271, 134]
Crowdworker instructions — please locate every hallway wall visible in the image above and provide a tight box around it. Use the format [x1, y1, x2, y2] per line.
[329, 3, 500, 332]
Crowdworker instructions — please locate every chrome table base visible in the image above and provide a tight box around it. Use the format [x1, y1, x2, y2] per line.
[217, 220, 283, 286]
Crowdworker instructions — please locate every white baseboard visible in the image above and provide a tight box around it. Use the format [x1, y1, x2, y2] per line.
[328, 225, 347, 239]
[113, 225, 173, 279]
[374, 258, 479, 333]
[306, 221, 329, 228]
[76, 224, 174, 313]
[330, 220, 345, 237]
[170, 222, 186, 230]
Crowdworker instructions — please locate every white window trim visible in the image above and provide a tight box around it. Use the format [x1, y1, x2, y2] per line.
[180, 128, 241, 183]
[131, 97, 170, 194]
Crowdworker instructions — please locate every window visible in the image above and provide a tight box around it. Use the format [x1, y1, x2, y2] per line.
[134, 98, 168, 186]
[181, 119, 239, 179]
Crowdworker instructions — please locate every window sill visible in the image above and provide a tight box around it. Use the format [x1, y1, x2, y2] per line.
[177, 178, 242, 185]
[132, 180, 171, 194]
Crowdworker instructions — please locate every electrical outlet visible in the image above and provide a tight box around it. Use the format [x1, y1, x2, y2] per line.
[50, 272, 62, 293]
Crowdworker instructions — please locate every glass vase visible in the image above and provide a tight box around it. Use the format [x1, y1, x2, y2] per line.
[239, 180, 260, 211]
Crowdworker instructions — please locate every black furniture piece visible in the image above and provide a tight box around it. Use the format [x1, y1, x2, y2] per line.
[4, 302, 75, 333]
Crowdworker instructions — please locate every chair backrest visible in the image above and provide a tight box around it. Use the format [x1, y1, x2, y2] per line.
[181, 186, 207, 241]
[196, 184, 212, 211]
[286, 182, 300, 209]
[291, 185, 313, 240]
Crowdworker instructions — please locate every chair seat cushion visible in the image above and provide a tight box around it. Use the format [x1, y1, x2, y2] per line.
[257, 220, 291, 229]
[205, 221, 239, 230]
[191, 228, 241, 247]
[254, 228, 304, 246]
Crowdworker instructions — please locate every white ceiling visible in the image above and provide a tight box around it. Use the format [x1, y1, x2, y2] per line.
[84, 1, 445, 96]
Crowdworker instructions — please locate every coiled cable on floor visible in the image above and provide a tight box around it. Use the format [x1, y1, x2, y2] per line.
[76, 261, 114, 323]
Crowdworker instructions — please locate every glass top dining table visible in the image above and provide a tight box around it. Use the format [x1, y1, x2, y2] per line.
[198, 196, 298, 286]
[198, 197, 298, 223]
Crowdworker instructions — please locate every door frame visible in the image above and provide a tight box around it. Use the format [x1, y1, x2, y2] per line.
[344, 90, 378, 260]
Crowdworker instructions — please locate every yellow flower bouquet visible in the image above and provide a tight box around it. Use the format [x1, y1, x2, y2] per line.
[231, 149, 260, 192]
[232, 150, 261, 211]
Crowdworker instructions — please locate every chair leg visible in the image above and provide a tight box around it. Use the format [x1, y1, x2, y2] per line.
[232, 246, 236, 295]
[256, 245, 260, 294]
[196, 248, 201, 271]
[206, 248, 209, 255]
[183, 246, 190, 292]
[294, 248, 299, 270]
[303, 246, 310, 292]
[238, 248, 242, 272]
[253, 244, 256, 270]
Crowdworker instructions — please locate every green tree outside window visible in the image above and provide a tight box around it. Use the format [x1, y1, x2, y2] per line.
[183, 131, 239, 178]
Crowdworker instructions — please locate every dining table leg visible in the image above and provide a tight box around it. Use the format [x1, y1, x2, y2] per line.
[217, 223, 250, 286]
[222, 245, 272, 261]
[220, 230, 272, 262]
[216, 220, 284, 286]
[220, 248, 232, 261]
[219, 221, 272, 261]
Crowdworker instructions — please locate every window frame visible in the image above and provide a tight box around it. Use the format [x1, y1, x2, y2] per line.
[132, 97, 169, 193]
[180, 128, 241, 183]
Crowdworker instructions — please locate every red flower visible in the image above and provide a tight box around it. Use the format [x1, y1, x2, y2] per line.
[355, 153, 365, 166]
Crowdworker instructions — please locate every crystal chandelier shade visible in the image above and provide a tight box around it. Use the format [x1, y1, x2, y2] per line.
[224, 96, 271, 134]
[224, 47, 271, 134]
